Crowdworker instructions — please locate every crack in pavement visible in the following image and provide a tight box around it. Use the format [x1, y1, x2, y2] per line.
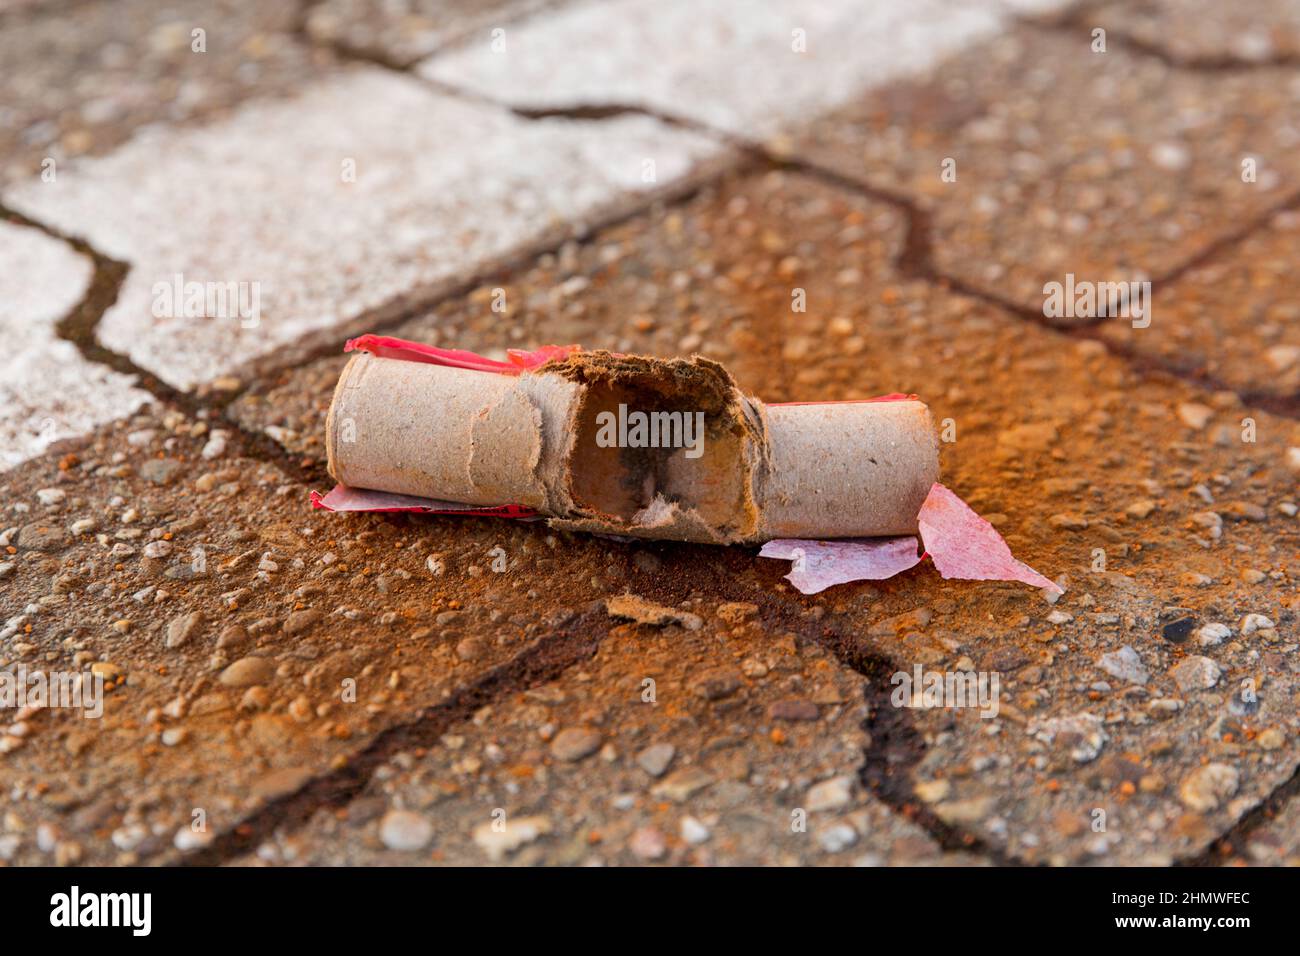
[1177, 758, 1300, 867]
[7, 0, 1293, 864]
[181, 541, 1004, 867]
[1034, 4, 1300, 71]
[0, 201, 314, 481]
[622, 549, 1010, 864]
[732, 140, 1300, 420]
[293, 0, 577, 73]
[445, 87, 1300, 421]
[176, 603, 612, 866]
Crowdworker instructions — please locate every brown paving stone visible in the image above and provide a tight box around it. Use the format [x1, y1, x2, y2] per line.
[1089, 0, 1300, 65]
[232, 168, 1299, 864]
[1099, 208, 1300, 398]
[788, 26, 1300, 314]
[0, 0, 335, 184]
[233, 608, 954, 866]
[0, 405, 624, 865]
[305, 0, 552, 66]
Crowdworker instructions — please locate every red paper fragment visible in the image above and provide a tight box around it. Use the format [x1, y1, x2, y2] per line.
[344, 335, 578, 374]
[311, 485, 536, 518]
[918, 483, 1061, 593]
[759, 537, 921, 595]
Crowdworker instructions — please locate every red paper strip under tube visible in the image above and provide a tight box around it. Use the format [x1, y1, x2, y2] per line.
[758, 537, 922, 595]
[918, 483, 1062, 593]
[311, 486, 537, 518]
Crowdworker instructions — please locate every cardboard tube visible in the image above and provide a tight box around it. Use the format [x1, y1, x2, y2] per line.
[326, 350, 938, 544]
[756, 401, 938, 539]
[326, 352, 582, 511]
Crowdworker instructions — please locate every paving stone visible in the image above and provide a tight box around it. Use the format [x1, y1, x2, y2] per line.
[4, 67, 721, 392]
[230, 167, 1297, 865]
[420, 0, 1020, 138]
[1220, 784, 1300, 865]
[236, 612, 953, 866]
[306, 0, 551, 65]
[714, 175, 1298, 866]
[0, 218, 150, 470]
[1091, 0, 1300, 64]
[0, 0, 333, 184]
[0, 405, 624, 865]
[1097, 210, 1300, 398]
[791, 26, 1300, 312]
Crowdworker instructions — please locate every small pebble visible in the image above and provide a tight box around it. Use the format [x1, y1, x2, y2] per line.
[1097, 645, 1148, 685]
[201, 430, 229, 460]
[165, 610, 203, 649]
[680, 816, 711, 845]
[379, 809, 433, 851]
[1179, 763, 1238, 813]
[629, 826, 667, 860]
[818, 823, 859, 853]
[472, 816, 549, 861]
[283, 609, 323, 635]
[804, 776, 853, 812]
[1169, 656, 1221, 693]
[143, 540, 173, 559]
[636, 743, 676, 777]
[1257, 728, 1285, 751]
[1239, 613, 1275, 635]
[1194, 622, 1231, 647]
[1177, 402, 1213, 430]
[219, 656, 275, 688]
[550, 727, 602, 762]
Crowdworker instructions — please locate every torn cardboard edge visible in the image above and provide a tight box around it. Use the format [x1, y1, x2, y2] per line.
[315, 336, 1060, 596]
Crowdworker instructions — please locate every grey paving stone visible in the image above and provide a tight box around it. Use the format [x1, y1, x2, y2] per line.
[0, 218, 149, 470]
[4, 67, 721, 392]
[420, 0, 1030, 138]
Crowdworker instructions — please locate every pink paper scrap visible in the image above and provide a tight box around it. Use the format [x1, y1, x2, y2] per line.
[758, 537, 922, 595]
